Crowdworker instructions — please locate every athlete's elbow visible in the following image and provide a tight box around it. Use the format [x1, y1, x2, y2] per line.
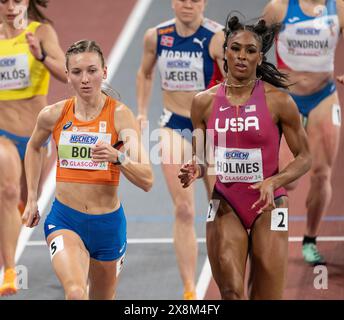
[141, 171, 154, 192]
[26, 139, 40, 154]
[300, 152, 312, 175]
[53, 69, 68, 84]
[137, 68, 152, 82]
[304, 155, 312, 173]
[60, 76, 68, 84]
[141, 183, 152, 192]
[59, 71, 69, 84]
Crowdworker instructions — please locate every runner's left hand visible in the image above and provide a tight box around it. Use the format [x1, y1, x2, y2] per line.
[249, 178, 276, 213]
[25, 32, 44, 61]
[178, 156, 201, 188]
[91, 141, 119, 163]
[22, 200, 40, 228]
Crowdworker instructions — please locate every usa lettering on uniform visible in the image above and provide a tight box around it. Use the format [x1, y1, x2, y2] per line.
[215, 116, 259, 132]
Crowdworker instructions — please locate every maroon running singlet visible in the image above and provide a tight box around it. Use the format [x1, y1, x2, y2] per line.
[207, 80, 287, 229]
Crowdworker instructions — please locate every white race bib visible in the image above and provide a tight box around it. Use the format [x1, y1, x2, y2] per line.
[277, 16, 339, 72]
[158, 49, 205, 91]
[271, 208, 288, 231]
[49, 235, 64, 260]
[332, 104, 341, 127]
[58, 131, 111, 170]
[116, 253, 125, 277]
[0, 54, 30, 90]
[206, 199, 220, 222]
[215, 147, 264, 183]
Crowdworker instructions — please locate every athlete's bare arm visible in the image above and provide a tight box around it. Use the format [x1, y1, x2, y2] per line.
[190, 87, 215, 137]
[250, 87, 311, 211]
[179, 87, 216, 188]
[136, 27, 158, 125]
[262, 0, 288, 24]
[28, 23, 67, 82]
[113, 104, 153, 192]
[23, 101, 65, 227]
[209, 30, 226, 77]
[268, 88, 311, 189]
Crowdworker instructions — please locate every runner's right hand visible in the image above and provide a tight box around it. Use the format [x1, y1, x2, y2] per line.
[178, 158, 201, 188]
[22, 200, 40, 228]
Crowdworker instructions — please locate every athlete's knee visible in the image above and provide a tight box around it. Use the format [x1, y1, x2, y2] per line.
[65, 284, 87, 300]
[218, 252, 234, 269]
[0, 182, 20, 204]
[220, 286, 244, 300]
[311, 166, 331, 186]
[0, 144, 21, 185]
[0, 139, 19, 164]
[217, 255, 245, 300]
[175, 200, 194, 223]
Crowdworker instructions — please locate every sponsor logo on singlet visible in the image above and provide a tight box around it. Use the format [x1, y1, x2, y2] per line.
[296, 27, 321, 35]
[193, 37, 207, 49]
[288, 17, 300, 23]
[223, 150, 249, 160]
[63, 121, 73, 130]
[69, 134, 99, 144]
[0, 58, 16, 67]
[158, 26, 175, 35]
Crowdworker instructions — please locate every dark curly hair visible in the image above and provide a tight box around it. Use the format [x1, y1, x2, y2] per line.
[223, 15, 288, 89]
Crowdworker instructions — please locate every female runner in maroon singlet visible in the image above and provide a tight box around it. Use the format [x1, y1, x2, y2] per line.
[178, 15, 311, 299]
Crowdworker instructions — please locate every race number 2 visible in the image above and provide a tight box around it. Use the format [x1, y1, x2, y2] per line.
[207, 200, 220, 222]
[332, 104, 341, 127]
[271, 208, 288, 231]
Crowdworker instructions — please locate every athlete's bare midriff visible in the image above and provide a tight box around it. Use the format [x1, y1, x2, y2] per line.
[56, 182, 120, 215]
[0, 95, 47, 136]
[282, 69, 334, 95]
[162, 90, 197, 117]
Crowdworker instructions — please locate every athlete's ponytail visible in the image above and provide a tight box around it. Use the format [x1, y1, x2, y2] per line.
[223, 14, 289, 89]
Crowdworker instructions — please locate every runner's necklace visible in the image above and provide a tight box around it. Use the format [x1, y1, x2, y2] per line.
[223, 76, 262, 88]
